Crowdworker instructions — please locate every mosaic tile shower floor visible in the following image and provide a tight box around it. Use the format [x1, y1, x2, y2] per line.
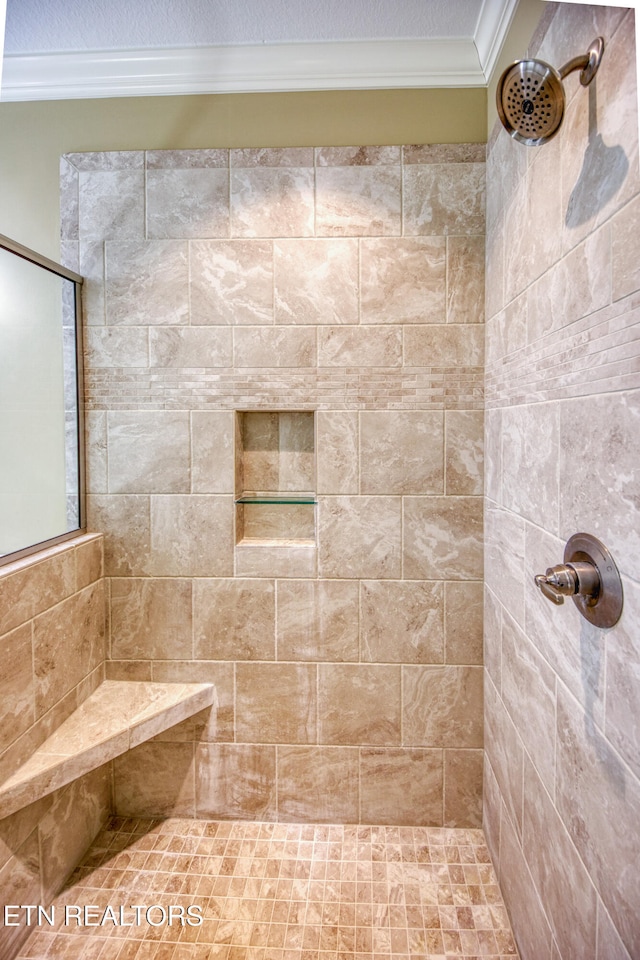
[18, 818, 519, 960]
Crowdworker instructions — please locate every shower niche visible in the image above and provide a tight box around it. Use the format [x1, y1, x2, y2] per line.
[235, 411, 316, 543]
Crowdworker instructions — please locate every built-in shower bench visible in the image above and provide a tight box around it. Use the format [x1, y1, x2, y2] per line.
[0, 680, 216, 820]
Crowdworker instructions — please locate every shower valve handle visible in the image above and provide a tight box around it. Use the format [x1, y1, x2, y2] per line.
[532, 533, 623, 629]
[534, 562, 598, 606]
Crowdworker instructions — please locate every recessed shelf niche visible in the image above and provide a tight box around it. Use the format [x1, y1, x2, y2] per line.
[235, 411, 316, 543]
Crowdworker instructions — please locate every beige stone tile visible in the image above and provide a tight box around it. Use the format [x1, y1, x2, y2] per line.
[235, 663, 317, 743]
[33, 581, 106, 718]
[523, 756, 597, 960]
[239, 502, 315, 541]
[483, 408, 502, 504]
[403, 163, 485, 236]
[149, 495, 234, 577]
[191, 411, 235, 494]
[604, 576, 640, 780]
[359, 747, 443, 826]
[404, 143, 486, 164]
[444, 749, 483, 828]
[39, 766, 111, 902]
[316, 411, 358, 495]
[231, 147, 314, 167]
[559, 9, 639, 253]
[74, 535, 104, 590]
[360, 238, 446, 324]
[403, 496, 483, 580]
[276, 579, 359, 662]
[318, 496, 402, 579]
[105, 240, 189, 325]
[0, 623, 35, 754]
[277, 745, 359, 822]
[87, 494, 152, 577]
[147, 168, 230, 238]
[279, 411, 315, 492]
[445, 581, 483, 665]
[110, 578, 193, 660]
[484, 501, 525, 626]
[0, 545, 76, 635]
[484, 585, 502, 694]
[498, 810, 554, 960]
[152, 660, 234, 742]
[559, 391, 640, 576]
[106, 659, 153, 681]
[316, 165, 401, 235]
[78, 170, 145, 241]
[446, 236, 485, 324]
[149, 327, 233, 367]
[597, 899, 633, 960]
[612, 195, 640, 301]
[524, 524, 606, 729]
[107, 411, 190, 494]
[556, 685, 640, 959]
[501, 611, 556, 793]
[403, 324, 484, 367]
[484, 676, 523, 839]
[403, 665, 483, 748]
[318, 325, 402, 366]
[196, 743, 277, 820]
[190, 239, 274, 325]
[360, 410, 444, 495]
[193, 579, 275, 661]
[527, 226, 611, 341]
[274, 239, 359, 324]
[0, 797, 51, 875]
[482, 753, 502, 874]
[238, 410, 280, 493]
[318, 664, 401, 745]
[237, 410, 315, 498]
[0, 830, 42, 960]
[317, 145, 401, 165]
[84, 326, 149, 367]
[86, 409, 108, 502]
[114, 742, 195, 817]
[231, 168, 314, 237]
[445, 410, 483, 496]
[146, 148, 228, 168]
[234, 541, 317, 578]
[360, 580, 444, 664]
[234, 326, 316, 367]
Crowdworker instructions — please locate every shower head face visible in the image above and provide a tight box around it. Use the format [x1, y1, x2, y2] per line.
[497, 59, 565, 146]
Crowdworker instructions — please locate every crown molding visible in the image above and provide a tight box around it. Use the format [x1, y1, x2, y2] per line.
[0, 38, 487, 101]
[474, 0, 520, 81]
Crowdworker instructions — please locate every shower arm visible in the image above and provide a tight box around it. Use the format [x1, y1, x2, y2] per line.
[559, 37, 604, 86]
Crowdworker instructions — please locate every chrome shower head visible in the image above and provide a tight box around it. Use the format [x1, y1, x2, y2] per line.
[496, 37, 604, 147]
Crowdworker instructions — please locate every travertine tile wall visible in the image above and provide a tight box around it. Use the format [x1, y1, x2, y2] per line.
[0, 534, 109, 959]
[484, 5, 640, 960]
[61, 142, 486, 828]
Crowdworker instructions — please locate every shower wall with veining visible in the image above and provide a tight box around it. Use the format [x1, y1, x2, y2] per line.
[484, 4, 640, 959]
[62, 143, 485, 826]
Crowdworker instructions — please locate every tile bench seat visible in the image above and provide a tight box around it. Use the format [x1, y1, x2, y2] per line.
[0, 680, 216, 819]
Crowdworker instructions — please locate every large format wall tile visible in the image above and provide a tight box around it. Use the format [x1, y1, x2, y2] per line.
[275, 238, 359, 324]
[403, 496, 483, 580]
[360, 411, 444, 495]
[403, 665, 483, 748]
[318, 664, 401, 745]
[67, 142, 486, 831]
[190, 239, 274, 325]
[485, 4, 640, 956]
[105, 240, 188, 325]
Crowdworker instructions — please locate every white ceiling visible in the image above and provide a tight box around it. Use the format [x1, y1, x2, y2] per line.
[1, 0, 519, 101]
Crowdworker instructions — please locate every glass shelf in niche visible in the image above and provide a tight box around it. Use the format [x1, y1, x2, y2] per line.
[235, 496, 317, 505]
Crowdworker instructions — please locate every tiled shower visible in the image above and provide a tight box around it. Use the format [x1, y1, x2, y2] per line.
[0, 3, 639, 959]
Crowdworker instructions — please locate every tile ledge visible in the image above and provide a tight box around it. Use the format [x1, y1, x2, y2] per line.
[0, 679, 216, 820]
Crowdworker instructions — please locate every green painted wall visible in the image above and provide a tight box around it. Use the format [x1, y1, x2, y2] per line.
[0, 88, 486, 258]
